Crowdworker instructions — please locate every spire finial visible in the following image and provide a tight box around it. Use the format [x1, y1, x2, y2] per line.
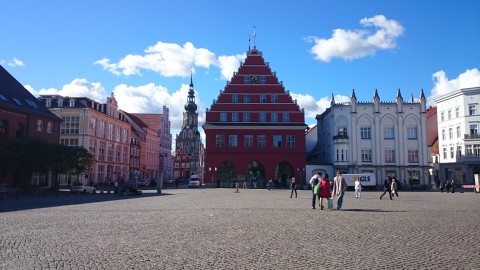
[253, 25, 257, 48]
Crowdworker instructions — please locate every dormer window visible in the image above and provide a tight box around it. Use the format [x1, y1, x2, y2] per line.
[58, 99, 63, 107]
[46, 99, 51, 107]
[69, 99, 75, 107]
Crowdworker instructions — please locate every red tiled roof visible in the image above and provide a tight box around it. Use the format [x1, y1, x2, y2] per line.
[132, 113, 161, 131]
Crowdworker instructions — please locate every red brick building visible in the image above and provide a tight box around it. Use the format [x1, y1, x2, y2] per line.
[203, 47, 307, 188]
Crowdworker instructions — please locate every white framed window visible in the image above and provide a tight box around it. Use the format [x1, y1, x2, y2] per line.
[469, 104, 477, 116]
[229, 135, 237, 148]
[232, 94, 238, 103]
[447, 110, 452, 120]
[449, 128, 453, 139]
[257, 135, 266, 148]
[360, 127, 371, 139]
[260, 94, 266, 103]
[232, 112, 239, 122]
[361, 149, 372, 162]
[271, 112, 278, 122]
[243, 95, 250, 103]
[243, 112, 250, 122]
[455, 107, 460, 118]
[385, 149, 395, 163]
[273, 135, 282, 148]
[271, 95, 278, 103]
[283, 113, 289, 122]
[259, 112, 266, 122]
[244, 76, 250, 84]
[407, 127, 417, 139]
[441, 111, 445, 121]
[47, 122, 53, 133]
[286, 135, 295, 147]
[456, 126, 461, 138]
[36, 119, 43, 131]
[384, 127, 394, 139]
[220, 112, 227, 122]
[244, 135, 253, 148]
[408, 150, 418, 163]
[216, 135, 225, 147]
[260, 76, 266, 84]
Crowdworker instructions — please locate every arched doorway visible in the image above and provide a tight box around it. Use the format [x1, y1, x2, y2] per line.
[274, 161, 294, 188]
[246, 161, 265, 188]
[218, 160, 237, 188]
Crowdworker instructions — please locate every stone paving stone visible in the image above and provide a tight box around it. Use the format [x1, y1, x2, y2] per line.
[0, 189, 479, 269]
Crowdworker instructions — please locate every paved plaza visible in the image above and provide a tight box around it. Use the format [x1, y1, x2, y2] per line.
[1, 188, 479, 270]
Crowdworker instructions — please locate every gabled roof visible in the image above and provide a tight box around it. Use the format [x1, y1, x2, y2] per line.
[0, 65, 61, 121]
[130, 113, 161, 131]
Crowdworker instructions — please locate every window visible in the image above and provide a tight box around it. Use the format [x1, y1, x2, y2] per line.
[440, 111, 445, 121]
[15, 123, 23, 138]
[273, 135, 282, 148]
[47, 122, 53, 133]
[232, 112, 239, 122]
[257, 135, 266, 148]
[98, 142, 106, 161]
[0, 119, 10, 138]
[36, 119, 43, 131]
[385, 149, 395, 163]
[361, 149, 372, 162]
[457, 145, 462, 158]
[89, 139, 97, 159]
[260, 94, 266, 103]
[243, 112, 250, 122]
[259, 112, 266, 122]
[58, 99, 63, 107]
[470, 123, 478, 135]
[384, 127, 394, 139]
[286, 135, 295, 147]
[216, 135, 225, 147]
[220, 112, 227, 122]
[449, 146, 454, 159]
[360, 127, 371, 139]
[283, 112, 289, 122]
[31, 172, 47, 187]
[107, 143, 113, 162]
[271, 112, 278, 122]
[243, 95, 250, 103]
[123, 129, 129, 144]
[229, 135, 238, 148]
[407, 127, 417, 139]
[61, 116, 80, 135]
[455, 107, 460, 118]
[442, 147, 447, 159]
[271, 95, 278, 103]
[475, 144, 480, 156]
[408, 150, 418, 163]
[232, 94, 238, 103]
[469, 104, 477, 116]
[260, 76, 266, 84]
[447, 110, 452, 120]
[90, 118, 97, 136]
[69, 99, 75, 107]
[441, 129, 446, 140]
[115, 145, 121, 163]
[336, 149, 347, 161]
[244, 135, 253, 148]
[108, 124, 114, 140]
[456, 126, 461, 138]
[338, 127, 347, 137]
[244, 76, 251, 84]
[60, 138, 79, 146]
[448, 128, 453, 139]
[46, 100, 51, 107]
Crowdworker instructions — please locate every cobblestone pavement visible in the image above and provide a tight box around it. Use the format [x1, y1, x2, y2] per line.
[1, 188, 479, 270]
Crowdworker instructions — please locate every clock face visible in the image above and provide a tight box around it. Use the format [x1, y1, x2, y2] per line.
[251, 76, 259, 84]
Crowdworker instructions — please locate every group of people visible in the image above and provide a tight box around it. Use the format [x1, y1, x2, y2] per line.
[440, 179, 456, 193]
[307, 170, 347, 210]
[379, 176, 399, 200]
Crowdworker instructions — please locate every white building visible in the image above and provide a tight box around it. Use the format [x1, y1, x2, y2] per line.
[434, 87, 480, 185]
[315, 89, 430, 188]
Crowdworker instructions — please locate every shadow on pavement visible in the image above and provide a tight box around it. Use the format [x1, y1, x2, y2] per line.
[340, 208, 407, 213]
[0, 191, 173, 213]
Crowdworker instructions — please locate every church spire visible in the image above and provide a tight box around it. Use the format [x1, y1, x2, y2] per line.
[185, 74, 197, 113]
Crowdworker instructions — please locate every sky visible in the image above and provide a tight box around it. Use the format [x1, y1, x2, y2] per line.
[1, 0, 480, 144]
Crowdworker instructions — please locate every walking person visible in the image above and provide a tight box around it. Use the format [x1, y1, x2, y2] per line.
[391, 178, 399, 197]
[290, 177, 297, 198]
[309, 172, 321, 209]
[354, 177, 362, 198]
[380, 176, 393, 200]
[332, 170, 347, 210]
[267, 179, 273, 191]
[318, 173, 332, 210]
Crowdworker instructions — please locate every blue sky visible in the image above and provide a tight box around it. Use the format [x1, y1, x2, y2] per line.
[1, 0, 479, 140]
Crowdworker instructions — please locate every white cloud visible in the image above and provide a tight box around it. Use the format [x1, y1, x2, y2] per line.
[27, 78, 107, 101]
[428, 68, 480, 106]
[291, 92, 350, 120]
[0, 58, 25, 67]
[94, 41, 244, 81]
[307, 15, 404, 62]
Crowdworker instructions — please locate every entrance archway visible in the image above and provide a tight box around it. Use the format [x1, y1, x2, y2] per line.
[275, 161, 294, 188]
[245, 161, 265, 188]
[218, 160, 237, 188]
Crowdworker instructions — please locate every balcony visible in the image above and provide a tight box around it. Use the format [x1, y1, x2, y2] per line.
[456, 152, 480, 163]
[333, 134, 349, 144]
[464, 133, 480, 140]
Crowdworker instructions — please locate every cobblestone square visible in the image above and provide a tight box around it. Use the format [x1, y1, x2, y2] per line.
[1, 189, 479, 269]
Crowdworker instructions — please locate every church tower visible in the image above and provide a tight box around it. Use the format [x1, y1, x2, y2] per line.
[174, 76, 202, 180]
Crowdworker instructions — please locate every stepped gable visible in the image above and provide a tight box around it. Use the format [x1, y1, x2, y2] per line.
[207, 47, 304, 125]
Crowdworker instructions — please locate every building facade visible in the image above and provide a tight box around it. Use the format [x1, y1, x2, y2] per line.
[174, 77, 202, 181]
[434, 87, 480, 185]
[39, 93, 131, 186]
[316, 89, 430, 187]
[0, 65, 62, 191]
[203, 46, 307, 188]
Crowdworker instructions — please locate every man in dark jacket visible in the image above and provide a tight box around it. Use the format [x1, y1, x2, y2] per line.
[380, 176, 393, 200]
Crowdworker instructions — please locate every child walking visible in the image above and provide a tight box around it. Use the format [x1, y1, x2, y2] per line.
[354, 177, 362, 198]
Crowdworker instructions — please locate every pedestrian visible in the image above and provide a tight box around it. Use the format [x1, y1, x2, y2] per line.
[318, 173, 332, 210]
[309, 172, 321, 209]
[446, 180, 452, 193]
[354, 177, 362, 198]
[450, 179, 456, 193]
[380, 176, 393, 200]
[440, 181, 445, 193]
[332, 170, 347, 210]
[267, 179, 273, 191]
[290, 177, 297, 198]
[391, 178, 399, 197]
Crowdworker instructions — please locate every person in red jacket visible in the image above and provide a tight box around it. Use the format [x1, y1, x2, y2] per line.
[317, 173, 332, 210]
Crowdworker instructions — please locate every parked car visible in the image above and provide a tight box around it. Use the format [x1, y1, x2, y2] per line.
[188, 174, 200, 188]
[70, 182, 96, 194]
